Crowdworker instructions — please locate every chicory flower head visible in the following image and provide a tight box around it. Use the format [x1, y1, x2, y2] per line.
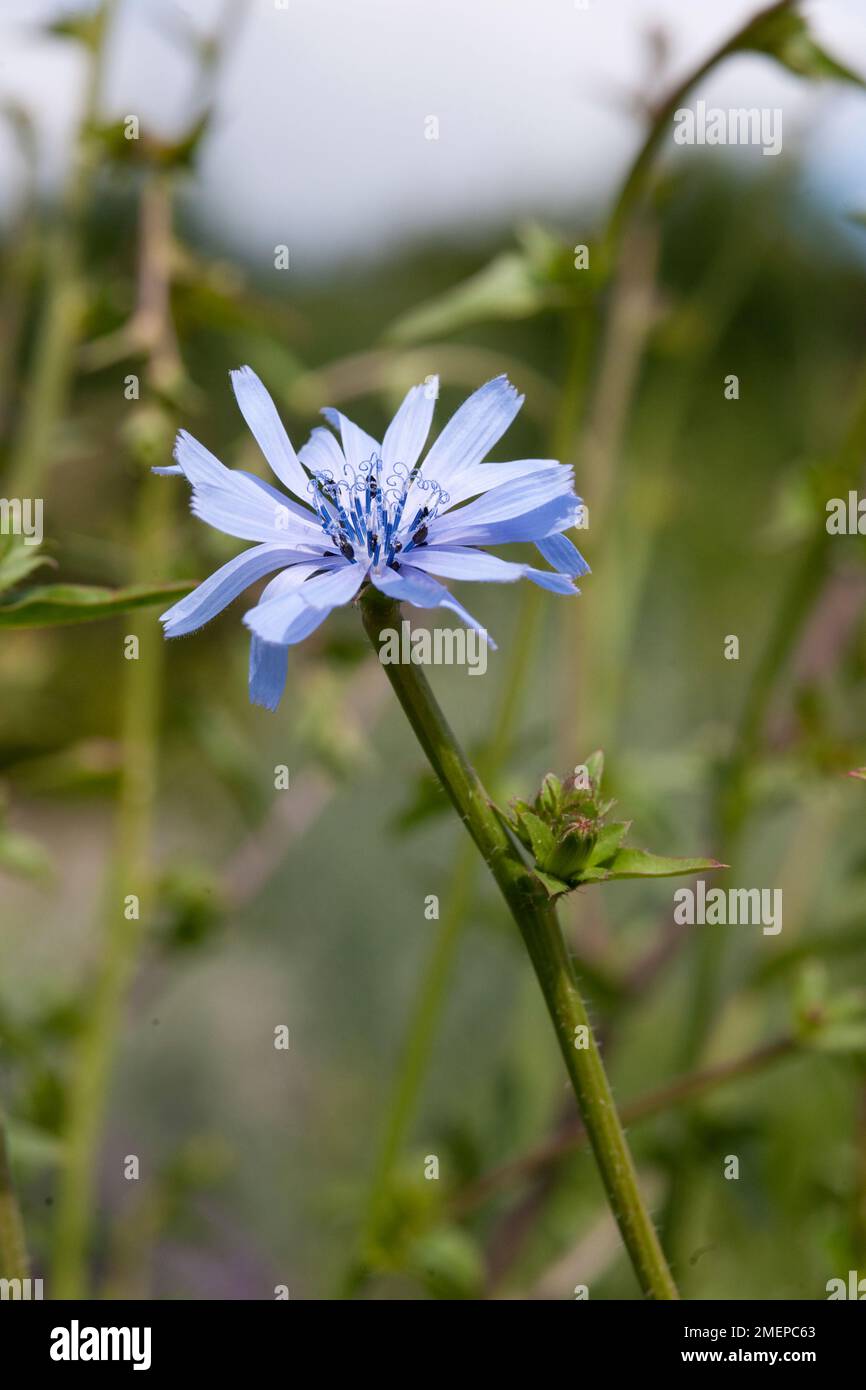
[157, 369, 589, 709]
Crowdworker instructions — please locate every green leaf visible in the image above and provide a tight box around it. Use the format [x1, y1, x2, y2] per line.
[534, 869, 572, 899]
[599, 848, 726, 881]
[794, 960, 828, 1025]
[584, 749, 605, 790]
[386, 252, 561, 344]
[6, 1119, 62, 1170]
[537, 772, 562, 817]
[406, 1225, 485, 1300]
[0, 537, 49, 595]
[810, 1023, 866, 1055]
[0, 580, 195, 629]
[586, 820, 631, 867]
[517, 810, 556, 864]
[0, 828, 52, 881]
[735, 9, 865, 88]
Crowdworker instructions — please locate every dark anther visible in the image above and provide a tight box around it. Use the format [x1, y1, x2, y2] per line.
[413, 525, 428, 546]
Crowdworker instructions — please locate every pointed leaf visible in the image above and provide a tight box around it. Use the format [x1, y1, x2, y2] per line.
[0, 580, 196, 629]
[534, 869, 572, 899]
[584, 750, 604, 790]
[586, 821, 631, 868]
[537, 772, 562, 817]
[386, 252, 561, 344]
[518, 810, 556, 864]
[601, 848, 726, 881]
[736, 9, 865, 88]
[0, 538, 49, 595]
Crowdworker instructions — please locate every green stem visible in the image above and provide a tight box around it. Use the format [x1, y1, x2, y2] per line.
[0, 1115, 29, 1280]
[52, 477, 170, 1299]
[52, 177, 181, 1298]
[603, 0, 795, 265]
[360, 588, 679, 1300]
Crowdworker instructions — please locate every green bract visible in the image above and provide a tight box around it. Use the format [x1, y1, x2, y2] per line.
[498, 751, 725, 898]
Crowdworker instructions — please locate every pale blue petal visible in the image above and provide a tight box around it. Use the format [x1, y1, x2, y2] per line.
[407, 545, 576, 594]
[429, 468, 574, 542]
[230, 366, 310, 499]
[371, 564, 496, 647]
[420, 375, 523, 491]
[249, 637, 289, 711]
[259, 560, 327, 602]
[243, 560, 364, 642]
[320, 407, 380, 472]
[295, 558, 367, 610]
[426, 492, 582, 547]
[535, 532, 591, 578]
[244, 593, 331, 646]
[441, 458, 569, 508]
[298, 426, 346, 476]
[167, 430, 320, 545]
[234, 470, 323, 533]
[382, 379, 437, 471]
[160, 544, 322, 638]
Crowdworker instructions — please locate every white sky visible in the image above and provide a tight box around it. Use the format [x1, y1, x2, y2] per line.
[1, 0, 865, 270]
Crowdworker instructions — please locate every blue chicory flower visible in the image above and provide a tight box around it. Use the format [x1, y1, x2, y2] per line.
[157, 369, 589, 709]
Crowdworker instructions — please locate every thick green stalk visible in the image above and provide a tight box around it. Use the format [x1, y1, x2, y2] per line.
[0, 1115, 29, 1280]
[360, 588, 678, 1300]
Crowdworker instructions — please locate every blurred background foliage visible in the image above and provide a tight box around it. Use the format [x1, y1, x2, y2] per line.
[1, 0, 866, 1299]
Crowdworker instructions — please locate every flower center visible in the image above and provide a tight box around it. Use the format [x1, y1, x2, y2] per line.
[307, 453, 449, 567]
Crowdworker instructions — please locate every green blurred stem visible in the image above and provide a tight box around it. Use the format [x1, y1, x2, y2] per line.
[0, 1115, 29, 1280]
[454, 1032, 798, 1214]
[52, 177, 180, 1299]
[53, 477, 170, 1299]
[360, 587, 679, 1301]
[603, 0, 795, 263]
[7, 0, 117, 496]
[680, 360, 866, 1069]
